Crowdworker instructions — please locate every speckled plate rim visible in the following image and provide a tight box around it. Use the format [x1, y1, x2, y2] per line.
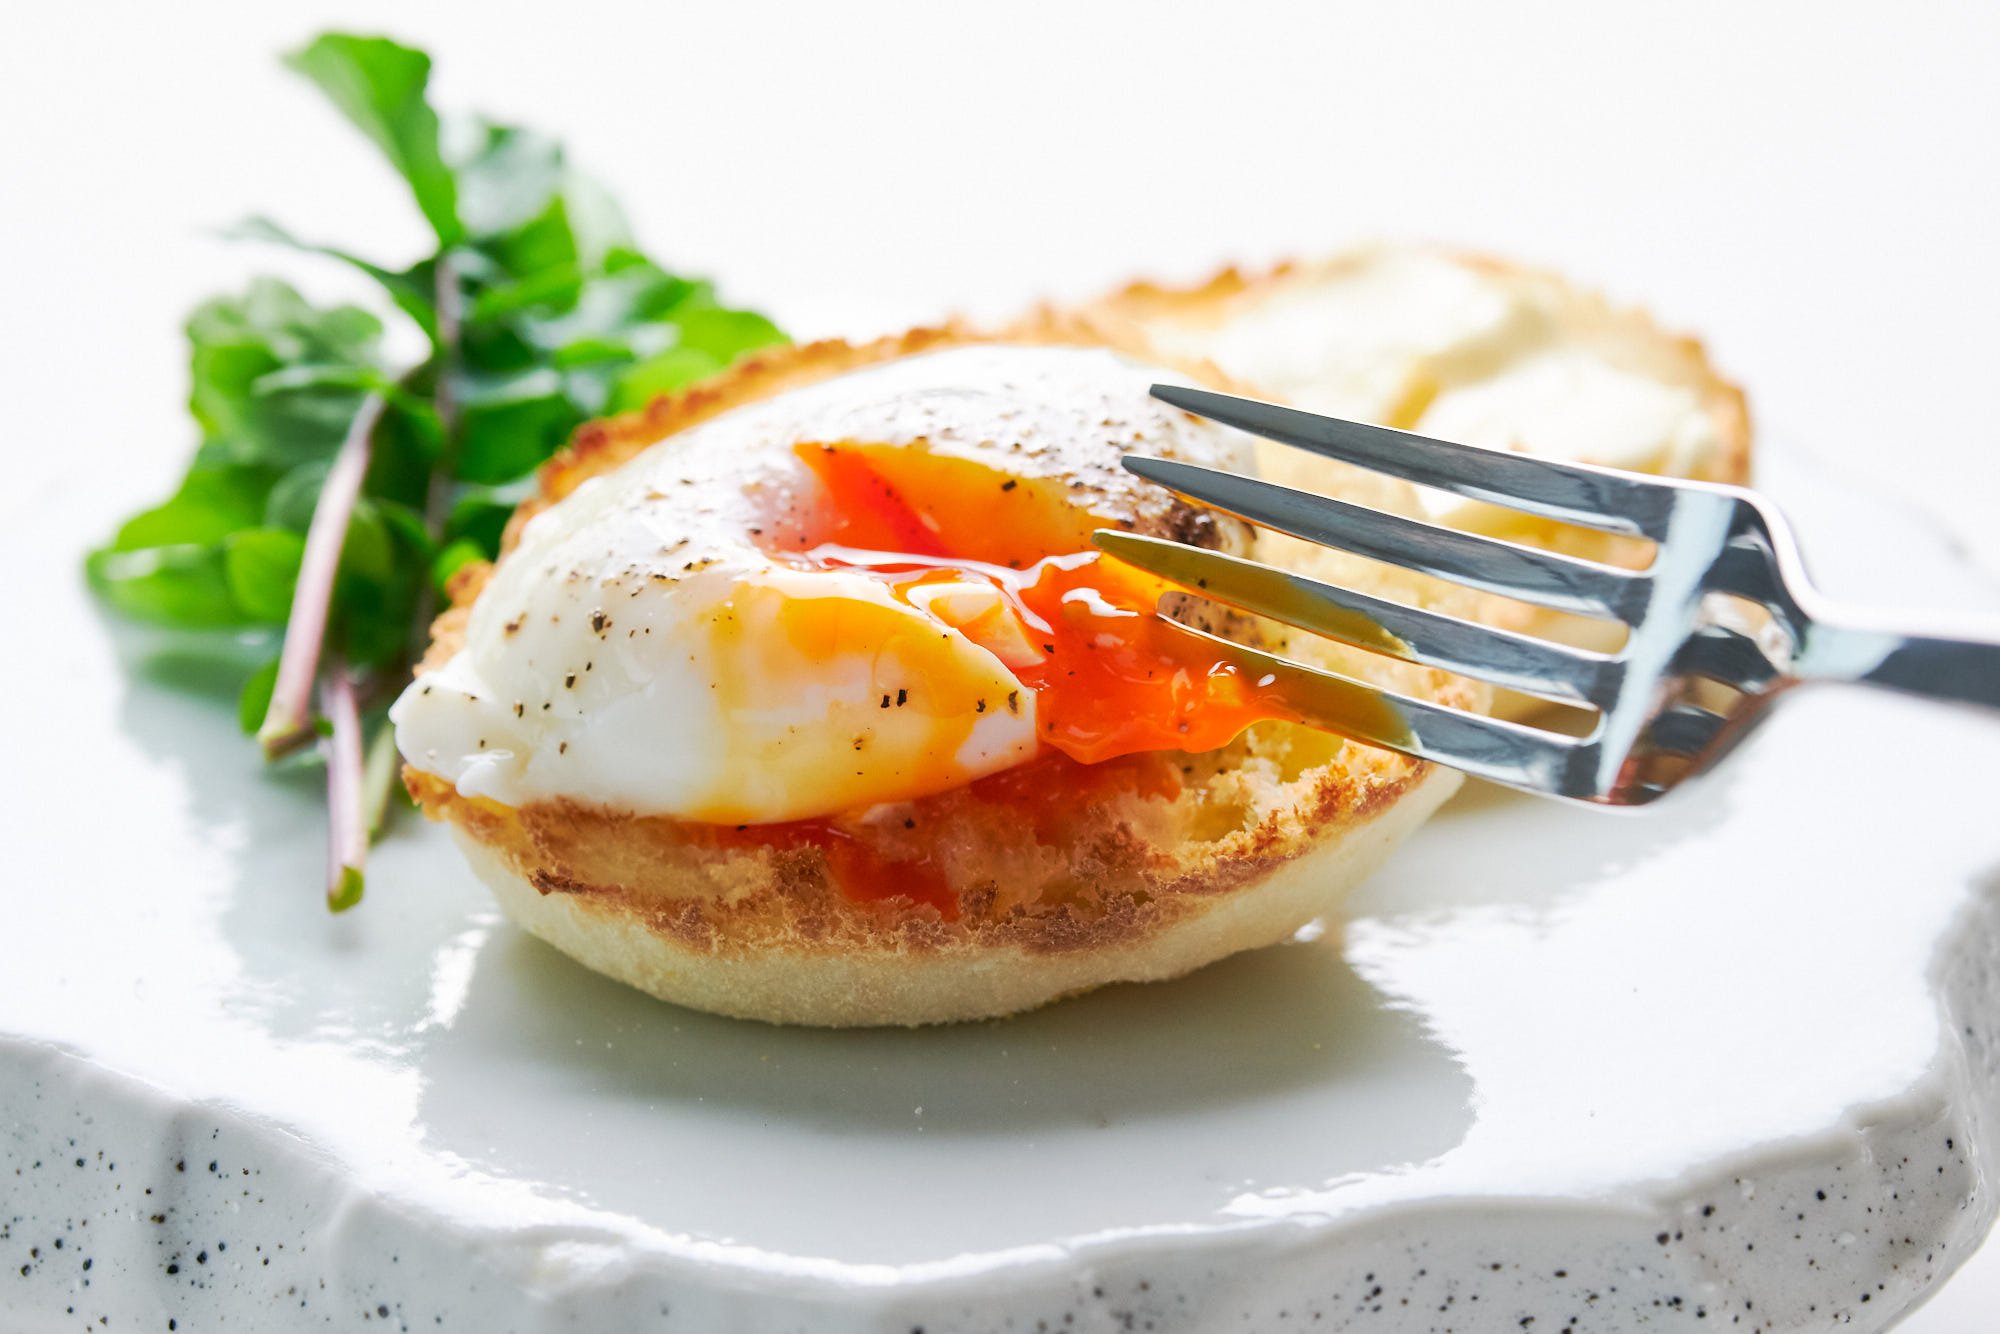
[6, 439, 2000, 1334]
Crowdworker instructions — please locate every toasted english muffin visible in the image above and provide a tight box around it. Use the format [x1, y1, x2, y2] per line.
[1077, 245, 1752, 678]
[400, 323, 1481, 1026]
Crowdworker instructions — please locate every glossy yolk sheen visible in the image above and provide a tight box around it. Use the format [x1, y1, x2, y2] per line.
[789, 442, 1298, 767]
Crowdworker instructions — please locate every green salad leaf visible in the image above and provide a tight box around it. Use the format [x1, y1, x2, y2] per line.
[285, 34, 461, 245]
[89, 31, 787, 911]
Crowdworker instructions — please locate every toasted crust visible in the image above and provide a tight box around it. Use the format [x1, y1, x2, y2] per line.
[443, 766, 1457, 1027]
[408, 321, 1476, 1025]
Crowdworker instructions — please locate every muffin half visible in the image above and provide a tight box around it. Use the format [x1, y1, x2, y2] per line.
[395, 324, 1478, 1025]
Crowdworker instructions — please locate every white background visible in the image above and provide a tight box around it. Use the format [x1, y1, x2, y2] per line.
[3, 2, 1995, 1326]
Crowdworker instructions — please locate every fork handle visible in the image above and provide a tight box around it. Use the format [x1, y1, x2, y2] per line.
[1798, 621, 2000, 711]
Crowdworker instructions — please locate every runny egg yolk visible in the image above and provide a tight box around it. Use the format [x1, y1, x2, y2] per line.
[783, 441, 1301, 768]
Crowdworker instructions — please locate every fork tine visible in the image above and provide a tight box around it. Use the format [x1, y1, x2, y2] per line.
[1159, 618, 1581, 793]
[1150, 383, 1677, 540]
[1094, 530, 1620, 707]
[1124, 455, 1650, 620]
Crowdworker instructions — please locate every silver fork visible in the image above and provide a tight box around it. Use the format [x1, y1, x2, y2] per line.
[1095, 384, 2000, 805]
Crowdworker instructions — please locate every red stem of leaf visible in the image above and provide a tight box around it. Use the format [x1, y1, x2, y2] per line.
[319, 656, 367, 912]
[257, 391, 386, 758]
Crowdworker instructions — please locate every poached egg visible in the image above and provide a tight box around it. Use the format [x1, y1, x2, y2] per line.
[391, 345, 1270, 825]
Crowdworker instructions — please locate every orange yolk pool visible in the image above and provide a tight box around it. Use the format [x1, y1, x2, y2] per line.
[789, 441, 1301, 767]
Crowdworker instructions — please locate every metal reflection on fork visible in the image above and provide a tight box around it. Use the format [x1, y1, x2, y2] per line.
[1094, 384, 2000, 806]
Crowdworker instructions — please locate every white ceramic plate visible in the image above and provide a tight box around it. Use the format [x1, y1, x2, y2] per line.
[4, 444, 1998, 1334]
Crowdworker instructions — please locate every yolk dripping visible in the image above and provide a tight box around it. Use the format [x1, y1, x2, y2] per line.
[791, 440, 1303, 767]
